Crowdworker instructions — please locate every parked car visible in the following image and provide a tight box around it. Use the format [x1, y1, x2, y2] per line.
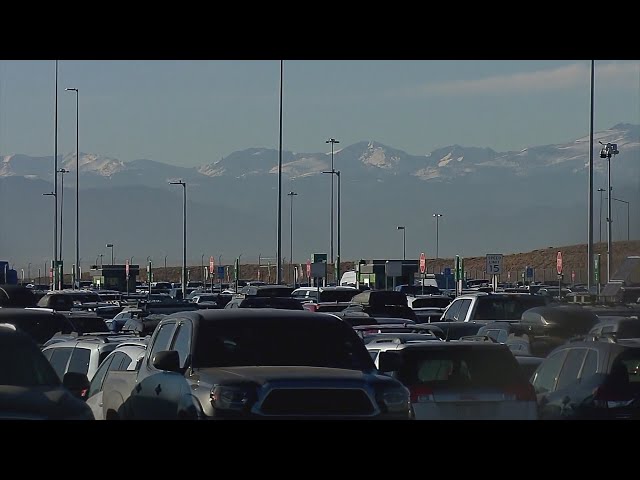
[85, 343, 147, 420]
[41, 334, 147, 382]
[378, 342, 537, 420]
[440, 292, 550, 323]
[0, 308, 74, 347]
[0, 285, 38, 307]
[531, 336, 640, 419]
[589, 316, 640, 339]
[0, 323, 93, 419]
[100, 309, 411, 419]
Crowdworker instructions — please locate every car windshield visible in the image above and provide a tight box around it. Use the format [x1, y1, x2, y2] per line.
[194, 318, 374, 371]
[0, 336, 61, 386]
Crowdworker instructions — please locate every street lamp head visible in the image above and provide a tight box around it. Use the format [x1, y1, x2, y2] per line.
[597, 188, 606, 192]
[106, 243, 113, 248]
[287, 191, 298, 196]
[169, 180, 186, 186]
[43, 192, 55, 197]
[65, 87, 78, 92]
[325, 138, 340, 144]
[433, 213, 443, 217]
[57, 168, 69, 174]
[397, 226, 405, 230]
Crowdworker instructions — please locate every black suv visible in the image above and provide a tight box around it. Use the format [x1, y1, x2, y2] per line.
[531, 336, 640, 419]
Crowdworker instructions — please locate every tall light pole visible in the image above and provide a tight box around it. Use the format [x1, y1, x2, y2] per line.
[53, 60, 59, 291]
[610, 197, 630, 242]
[57, 168, 69, 264]
[164, 254, 168, 280]
[276, 60, 284, 285]
[587, 60, 594, 290]
[99, 254, 103, 268]
[325, 138, 340, 265]
[287, 191, 298, 285]
[43, 192, 59, 288]
[322, 169, 342, 283]
[599, 141, 619, 282]
[397, 226, 406, 260]
[433, 213, 443, 259]
[597, 188, 605, 244]
[170, 180, 187, 298]
[66, 87, 79, 289]
[27, 263, 31, 283]
[106, 244, 114, 265]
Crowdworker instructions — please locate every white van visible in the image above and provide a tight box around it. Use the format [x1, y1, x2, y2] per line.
[340, 270, 357, 287]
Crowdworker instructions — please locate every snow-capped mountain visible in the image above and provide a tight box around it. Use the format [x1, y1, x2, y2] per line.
[1, 123, 638, 186]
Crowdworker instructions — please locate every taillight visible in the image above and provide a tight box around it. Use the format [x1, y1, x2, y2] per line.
[504, 383, 536, 401]
[409, 385, 434, 403]
[80, 388, 88, 399]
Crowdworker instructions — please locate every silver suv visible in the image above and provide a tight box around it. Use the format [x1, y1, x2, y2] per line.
[42, 334, 147, 383]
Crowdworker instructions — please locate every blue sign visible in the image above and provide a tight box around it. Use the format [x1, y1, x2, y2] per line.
[526, 267, 534, 278]
[217, 266, 225, 278]
[443, 267, 451, 276]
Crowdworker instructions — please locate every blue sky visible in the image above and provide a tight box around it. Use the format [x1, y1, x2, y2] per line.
[0, 60, 638, 166]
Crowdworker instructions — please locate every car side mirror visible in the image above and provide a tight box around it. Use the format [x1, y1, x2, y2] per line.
[63, 371, 90, 399]
[378, 351, 403, 373]
[152, 350, 181, 372]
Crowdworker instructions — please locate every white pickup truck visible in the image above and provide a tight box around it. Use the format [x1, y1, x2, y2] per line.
[439, 292, 550, 323]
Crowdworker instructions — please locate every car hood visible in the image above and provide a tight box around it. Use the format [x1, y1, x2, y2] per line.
[0, 385, 93, 420]
[195, 366, 381, 386]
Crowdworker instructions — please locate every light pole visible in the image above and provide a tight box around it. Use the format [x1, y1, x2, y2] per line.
[53, 60, 59, 292]
[597, 188, 605, 244]
[610, 197, 630, 242]
[66, 87, 79, 290]
[276, 60, 284, 285]
[397, 226, 406, 260]
[201, 254, 205, 283]
[164, 255, 168, 281]
[57, 168, 69, 263]
[433, 213, 443, 259]
[325, 138, 340, 265]
[599, 141, 619, 282]
[287, 191, 298, 285]
[322, 169, 342, 283]
[99, 254, 103, 268]
[27, 263, 31, 283]
[106, 243, 114, 265]
[587, 59, 594, 291]
[43, 191, 60, 289]
[170, 180, 187, 299]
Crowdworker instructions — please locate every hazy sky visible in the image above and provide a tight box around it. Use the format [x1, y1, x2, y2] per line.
[1, 60, 638, 166]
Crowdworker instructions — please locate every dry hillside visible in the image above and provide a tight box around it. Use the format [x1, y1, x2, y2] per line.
[117, 240, 639, 285]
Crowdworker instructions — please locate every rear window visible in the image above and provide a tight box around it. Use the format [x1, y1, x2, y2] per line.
[411, 298, 451, 309]
[319, 290, 358, 303]
[68, 316, 109, 333]
[397, 347, 522, 388]
[68, 347, 91, 375]
[475, 296, 547, 320]
[0, 335, 60, 386]
[617, 322, 640, 339]
[4, 314, 67, 345]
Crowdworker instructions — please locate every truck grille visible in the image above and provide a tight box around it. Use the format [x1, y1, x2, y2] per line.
[260, 388, 375, 416]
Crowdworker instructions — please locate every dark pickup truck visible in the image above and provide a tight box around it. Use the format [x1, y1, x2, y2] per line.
[100, 309, 410, 419]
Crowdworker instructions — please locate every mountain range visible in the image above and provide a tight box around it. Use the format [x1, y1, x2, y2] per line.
[1, 123, 639, 270]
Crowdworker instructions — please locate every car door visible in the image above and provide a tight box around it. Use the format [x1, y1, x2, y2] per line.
[531, 349, 567, 419]
[153, 318, 194, 419]
[131, 320, 177, 419]
[543, 348, 587, 419]
[85, 353, 119, 420]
